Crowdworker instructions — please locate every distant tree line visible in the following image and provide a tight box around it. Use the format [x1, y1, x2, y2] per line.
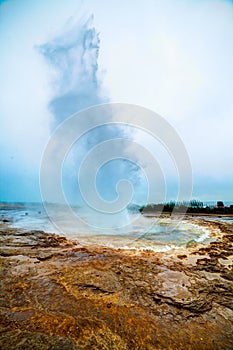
[140, 200, 233, 214]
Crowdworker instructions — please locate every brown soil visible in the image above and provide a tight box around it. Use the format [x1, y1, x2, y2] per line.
[0, 219, 232, 349]
[143, 211, 233, 217]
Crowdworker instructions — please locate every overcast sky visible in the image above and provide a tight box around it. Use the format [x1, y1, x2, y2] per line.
[0, 0, 233, 203]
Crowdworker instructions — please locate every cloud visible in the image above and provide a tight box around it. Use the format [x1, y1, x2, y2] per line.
[94, 0, 233, 199]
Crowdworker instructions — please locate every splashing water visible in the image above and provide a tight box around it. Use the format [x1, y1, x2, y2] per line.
[38, 16, 193, 234]
[39, 15, 103, 127]
[39, 16, 144, 224]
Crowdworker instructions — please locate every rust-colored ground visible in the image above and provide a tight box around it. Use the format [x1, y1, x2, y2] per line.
[0, 219, 232, 349]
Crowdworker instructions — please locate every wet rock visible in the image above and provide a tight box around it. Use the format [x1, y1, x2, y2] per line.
[0, 220, 232, 349]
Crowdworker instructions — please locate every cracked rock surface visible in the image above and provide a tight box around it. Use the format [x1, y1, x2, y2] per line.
[0, 219, 232, 349]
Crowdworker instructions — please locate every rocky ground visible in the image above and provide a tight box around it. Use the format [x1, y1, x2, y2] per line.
[0, 219, 232, 349]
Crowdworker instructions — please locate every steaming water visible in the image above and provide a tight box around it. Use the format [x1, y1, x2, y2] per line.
[0, 202, 218, 252]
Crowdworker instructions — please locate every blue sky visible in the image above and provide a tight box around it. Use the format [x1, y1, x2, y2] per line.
[0, 0, 233, 203]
